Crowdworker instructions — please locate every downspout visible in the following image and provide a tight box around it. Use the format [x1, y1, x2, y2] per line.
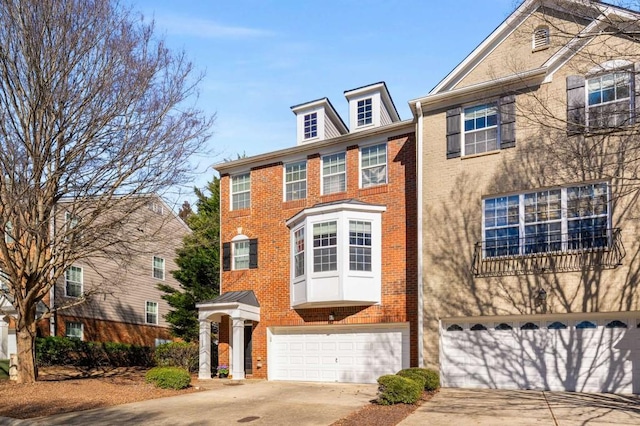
[415, 101, 424, 368]
[49, 204, 56, 336]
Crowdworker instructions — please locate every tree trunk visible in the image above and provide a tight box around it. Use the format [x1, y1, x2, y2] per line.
[16, 322, 38, 384]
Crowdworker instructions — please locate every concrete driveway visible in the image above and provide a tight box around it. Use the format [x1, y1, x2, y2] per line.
[13, 380, 377, 426]
[399, 388, 640, 426]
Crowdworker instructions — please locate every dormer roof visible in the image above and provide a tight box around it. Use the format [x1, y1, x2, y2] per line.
[344, 82, 400, 132]
[290, 97, 348, 145]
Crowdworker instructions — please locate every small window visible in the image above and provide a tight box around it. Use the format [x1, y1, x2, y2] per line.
[146, 301, 158, 325]
[446, 324, 463, 332]
[470, 324, 488, 331]
[148, 202, 164, 215]
[293, 227, 305, 278]
[4, 221, 14, 244]
[65, 266, 83, 298]
[349, 220, 372, 271]
[233, 240, 250, 270]
[155, 338, 172, 347]
[463, 103, 498, 156]
[153, 256, 165, 280]
[548, 321, 567, 330]
[576, 320, 597, 329]
[605, 320, 627, 329]
[533, 26, 549, 50]
[361, 143, 387, 188]
[64, 212, 80, 241]
[65, 321, 83, 340]
[357, 98, 372, 126]
[304, 112, 318, 139]
[285, 161, 307, 201]
[322, 153, 346, 194]
[313, 221, 337, 272]
[495, 323, 513, 331]
[520, 322, 540, 330]
[231, 173, 251, 210]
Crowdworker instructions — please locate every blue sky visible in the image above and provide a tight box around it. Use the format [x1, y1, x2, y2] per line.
[128, 0, 519, 203]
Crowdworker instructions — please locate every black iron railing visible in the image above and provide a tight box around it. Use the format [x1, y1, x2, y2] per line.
[472, 228, 625, 277]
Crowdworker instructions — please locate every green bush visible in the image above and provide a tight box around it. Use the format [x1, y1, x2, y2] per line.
[154, 342, 198, 372]
[397, 368, 440, 391]
[397, 369, 427, 390]
[145, 366, 191, 389]
[376, 374, 422, 405]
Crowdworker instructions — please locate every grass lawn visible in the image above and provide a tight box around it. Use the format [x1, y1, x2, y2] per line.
[0, 359, 9, 380]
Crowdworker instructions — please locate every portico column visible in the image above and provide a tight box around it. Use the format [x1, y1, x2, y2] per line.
[198, 320, 211, 379]
[231, 317, 245, 380]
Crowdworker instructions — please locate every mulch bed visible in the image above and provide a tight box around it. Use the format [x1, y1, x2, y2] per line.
[331, 391, 437, 426]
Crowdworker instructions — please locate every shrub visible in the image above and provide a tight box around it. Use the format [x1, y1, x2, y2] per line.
[154, 342, 199, 372]
[396, 368, 440, 391]
[376, 374, 422, 405]
[36, 336, 78, 366]
[145, 366, 191, 389]
[396, 369, 427, 390]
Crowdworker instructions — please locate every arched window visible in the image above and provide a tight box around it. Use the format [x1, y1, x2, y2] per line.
[533, 26, 550, 50]
[446, 324, 463, 332]
[470, 324, 488, 331]
[495, 323, 513, 331]
[548, 321, 567, 330]
[521, 322, 540, 330]
[576, 320, 597, 329]
[605, 320, 627, 329]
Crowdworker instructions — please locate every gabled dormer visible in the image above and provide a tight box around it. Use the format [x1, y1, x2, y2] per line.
[291, 98, 348, 146]
[344, 82, 400, 133]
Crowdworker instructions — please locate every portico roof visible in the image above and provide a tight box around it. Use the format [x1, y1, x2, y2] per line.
[197, 290, 260, 323]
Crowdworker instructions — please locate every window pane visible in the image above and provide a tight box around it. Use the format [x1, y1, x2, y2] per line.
[232, 173, 251, 210]
[313, 222, 337, 272]
[323, 153, 346, 194]
[233, 241, 250, 270]
[285, 161, 307, 201]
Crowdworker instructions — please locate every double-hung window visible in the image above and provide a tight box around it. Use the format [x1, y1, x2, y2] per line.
[231, 173, 251, 210]
[483, 182, 610, 258]
[322, 153, 346, 194]
[4, 221, 13, 244]
[233, 240, 250, 270]
[349, 221, 372, 271]
[65, 322, 83, 340]
[146, 301, 158, 324]
[65, 266, 83, 297]
[361, 143, 387, 187]
[304, 113, 317, 139]
[313, 221, 337, 272]
[587, 71, 632, 128]
[357, 98, 372, 126]
[153, 256, 165, 280]
[293, 227, 305, 277]
[464, 103, 498, 155]
[285, 161, 307, 201]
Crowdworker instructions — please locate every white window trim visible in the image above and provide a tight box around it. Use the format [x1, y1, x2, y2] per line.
[481, 182, 611, 258]
[145, 300, 159, 325]
[585, 68, 633, 128]
[292, 225, 305, 279]
[231, 235, 250, 270]
[230, 172, 251, 211]
[283, 160, 308, 202]
[303, 112, 318, 140]
[152, 256, 165, 280]
[532, 26, 549, 50]
[461, 102, 500, 157]
[65, 321, 84, 340]
[356, 97, 374, 128]
[65, 265, 83, 298]
[359, 142, 388, 188]
[321, 152, 347, 195]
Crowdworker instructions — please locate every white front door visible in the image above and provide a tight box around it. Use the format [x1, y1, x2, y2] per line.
[269, 324, 410, 383]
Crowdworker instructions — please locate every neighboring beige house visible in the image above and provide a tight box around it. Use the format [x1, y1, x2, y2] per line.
[411, 0, 640, 393]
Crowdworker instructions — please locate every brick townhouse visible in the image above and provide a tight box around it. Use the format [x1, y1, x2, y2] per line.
[197, 82, 418, 382]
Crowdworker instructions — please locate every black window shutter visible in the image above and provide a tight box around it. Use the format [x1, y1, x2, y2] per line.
[249, 239, 258, 269]
[566, 75, 585, 135]
[634, 62, 640, 124]
[499, 94, 516, 149]
[222, 242, 231, 271]
[446, 107, 461, 159]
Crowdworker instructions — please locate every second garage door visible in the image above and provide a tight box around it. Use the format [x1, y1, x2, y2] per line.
[268, 324, 410, 383]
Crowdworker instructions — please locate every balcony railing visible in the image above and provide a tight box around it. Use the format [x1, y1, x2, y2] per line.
[472, 228, 625, 278]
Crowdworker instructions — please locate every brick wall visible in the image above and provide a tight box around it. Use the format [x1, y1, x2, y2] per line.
[217, 130, 417, 378]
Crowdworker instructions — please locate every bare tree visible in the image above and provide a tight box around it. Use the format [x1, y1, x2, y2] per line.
[0, 0, 213, 383]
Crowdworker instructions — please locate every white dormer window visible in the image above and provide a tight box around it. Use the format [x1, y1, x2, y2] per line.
[357, 98, 373, 126]
[533, 26, 549, 50]
[304, 112, 318, 139]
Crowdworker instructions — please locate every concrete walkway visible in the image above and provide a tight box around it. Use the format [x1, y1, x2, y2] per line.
[399, 388, 640, 426]
[8, 380, 377, 426]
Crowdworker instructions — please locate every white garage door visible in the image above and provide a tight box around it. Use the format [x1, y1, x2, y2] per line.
[269, 324, 410, 383]
[440, 314, 640, 393]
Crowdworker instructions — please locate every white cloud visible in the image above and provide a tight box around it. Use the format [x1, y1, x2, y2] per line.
[154, 15, 275, 39]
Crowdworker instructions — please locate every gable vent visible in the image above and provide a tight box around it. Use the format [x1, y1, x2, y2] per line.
[533, 26, 550, 50]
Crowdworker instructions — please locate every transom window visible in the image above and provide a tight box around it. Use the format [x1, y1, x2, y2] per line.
[357, 98, 372, 126]
[294, 227, 305, 277]
[483, 182, 610, 258]
[231, 173, 251, 210]
[304, 113, 318, 139]
[587, 71, 632, 128]
[153, 256, 165, 280]
[361, 143, 387, 188]
[146, 301, 158, 325]
[65, 266, 83, 298]
[349, 221, 372, 271]
[65, 321, 83, 340]
[285, 161, 307, 201]
[233, 240, 250, 270]
[463, 103, 498, 155]
[313, 221, 337, 272]
[322, 153, 346, 194]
